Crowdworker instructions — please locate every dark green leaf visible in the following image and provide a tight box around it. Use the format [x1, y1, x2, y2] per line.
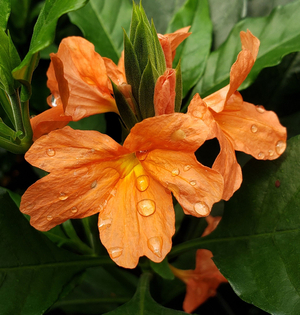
[69, 0, 132, 64]
[151, 21, 166, 75]
[150, 258, 175, 280]
[68, 113, 106, 134]
[139, 59, 158, 119]
[174, 60, 182, 112]
[103, 273, 187, 314]
[0, 0, 10, 31]
[194, 0, 300, 98]
[203, 135, 300, 314]
[167, 0, 212, 97]
[0, 188, 111, 314]
[130, 1, 140, 43]
[12, 0, 89, 101]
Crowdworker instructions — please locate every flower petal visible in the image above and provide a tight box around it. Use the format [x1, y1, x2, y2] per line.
[30, 105, 71, 141]
[99, 165, 174, 268]
[204, 30, 260, 113]
[142, 150, 224, 216]
[103, 57, 126, 85]
[47, 36, 118, 120]
[213, 93, 287, 160]
[154, 69, 176, 116]
[124, 113, 209, 153]
[20, 164, 120, 231]
[25, 126, 129, 173]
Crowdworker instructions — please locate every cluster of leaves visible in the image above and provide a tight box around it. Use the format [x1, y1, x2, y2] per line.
[1, 0, 300, 314]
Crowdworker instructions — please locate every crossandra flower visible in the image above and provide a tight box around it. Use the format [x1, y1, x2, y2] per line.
[188, 30, 287, 200]
[170, 216, 227, 313]
[20, 113, 224, 268]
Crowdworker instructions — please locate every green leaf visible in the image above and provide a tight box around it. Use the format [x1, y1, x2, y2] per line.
[69, 0, 132, 64]
[0, 188, 112, 314]
[151, 21, 166, 75]
[0, 0, 10, 31]
[12, 0, 89, 101]
[68, 113, 106, 134]
[167, 0, 212, 97]
[103, 273, 187, 315]
[194, 0, 300, 98]
[150, 258, 175, 280]
[203, 135, 300, 314]
[138, 59, 158, 119]
[175, 60, 182, 112]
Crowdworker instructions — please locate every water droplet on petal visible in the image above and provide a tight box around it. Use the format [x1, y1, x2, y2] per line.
[71, 206, 78, 214]
[194, 202, 209, 215]
[192, 110, 203, 119]
[171, 129, 186, 141]
[25, 202, 35, 210]
[251, 125, 258, 133]
[190, 180, 197, 186]
[47, 215, 53, 221]
[171, 168, 180, 176]
[46, 148, 56, 157]
[98, 217, 112, 230]
[136, 150, 148, 161]
[91, 180, 97, 189]
[147, 236, 162, 257]
[136, 175, 150, 192]
[256, 105, 265, 113]
[59, 193, 68, 201]
[51, 95, 57, 107]
[269, 150, 274, 157]
[137, 199, 156, 217]
[109, 247, 123, 259]
[275, 140, 286, 155]
[258, 152, 265, 159]
[184, 165, 192, 172]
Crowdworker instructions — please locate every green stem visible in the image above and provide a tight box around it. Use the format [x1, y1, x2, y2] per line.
[0, 89, 14, 126]
[0, 134, 30, 154]
[0, 121, 16, 139]
[21, 99, 33, 141]
[8, 90, 24, 135]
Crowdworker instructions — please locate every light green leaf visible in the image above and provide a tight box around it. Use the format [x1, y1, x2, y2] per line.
[104, 273, 187, 314]
[69, 0, 132, 63]
[150, 258, 175, 280]
[12, 0, 89, 101]
[167, 0, 212, 97]
[0, 0, 10, 31]
[0, 188, 112, 314]
[193, 0, 300, 98]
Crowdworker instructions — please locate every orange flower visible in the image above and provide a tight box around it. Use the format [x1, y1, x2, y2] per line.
[188, 30, 287, 200]
[170, 216, 227, 313]
[20, 113, 224, 268]
[31, 36, 120, 140]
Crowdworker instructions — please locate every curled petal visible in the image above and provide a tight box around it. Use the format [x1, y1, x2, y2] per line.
[124, 113, 209, 153]
[30, 105, 71, 141]
[25, 126, 129, 173]
[213, 93, 287, 160]
[204, 30, 260, 113]
[20, 165, 120, 231]
[202, 216, 222, 237]
[103, 57, 126, 86]
[99, 166, 174, 268]
[158, 34, 173, 68]
[47, 36, 118, 120]
[117, 50, 125, 76]
[154, 69, 176, 116]
[142, 150, 224, 216]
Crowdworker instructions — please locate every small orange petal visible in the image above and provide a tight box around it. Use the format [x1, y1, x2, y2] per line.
[99, 164, 174, 268]
[158, 34, 173, 68]
[103, 57, 126, 86]
[154, 69, 176, 116]
[142, 150, 224, 216]
[202, 216, 222, 237]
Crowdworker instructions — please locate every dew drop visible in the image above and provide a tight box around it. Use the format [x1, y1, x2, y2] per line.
[194, 202, 209, 215]
[256, 105, 265, 113]
[46, 148, 56, 157]
[59, 193, 68, 201]
[147, 236, 162, 257]
[192, 110, 203, 119]
[136, 175, 150, 192]
[189, 180, 197, 186]
[136, 150, 148, 161]
[91, 180, 97, 189]
[71, 206, 78, 214]
[109, 247, 123, 259]
[258, 152, 265, 159]
[171, 168, 180, 176]
[47, 215, 53, 221]
[251, 125, 258, 133]
[51, 95, 57, 107]
[275, 140, 286, 155]
[268, 150, 274, 157]
[184, 165, 192, 172]
[98, 217, 112, 230]
[137, 199, 156, 217]
[171, 129, 186, 141]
